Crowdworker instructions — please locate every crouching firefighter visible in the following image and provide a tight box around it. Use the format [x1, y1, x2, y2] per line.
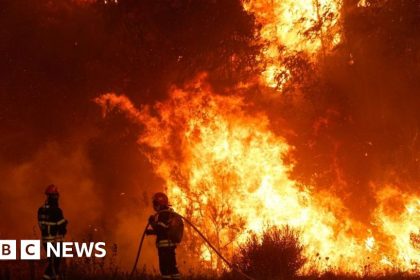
[146, 192, 184, 279]
[38, 184, 68, 280]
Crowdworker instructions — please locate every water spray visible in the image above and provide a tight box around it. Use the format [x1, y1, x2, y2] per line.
[129, 213, 256, 280]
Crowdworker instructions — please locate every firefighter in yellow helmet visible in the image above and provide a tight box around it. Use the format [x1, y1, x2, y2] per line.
[146, 192, 182, 279]
[38, 184, 68, 279]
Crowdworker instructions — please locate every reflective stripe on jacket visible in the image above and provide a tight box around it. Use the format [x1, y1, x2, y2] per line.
[157, 239, 177, 248]
[149, 208, 173, 242]
[38, 204, 67, 242]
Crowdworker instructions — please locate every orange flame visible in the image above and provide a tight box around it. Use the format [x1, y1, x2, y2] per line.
[242, 0, 342, 89]
[371, 187, 420, 271]
[95, 77, 419, 274]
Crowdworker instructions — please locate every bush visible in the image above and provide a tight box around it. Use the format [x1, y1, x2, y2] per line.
[232, 226, 306, 280]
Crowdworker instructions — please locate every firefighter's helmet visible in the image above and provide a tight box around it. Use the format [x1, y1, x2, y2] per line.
[152, 192, 169, 209]
[45, 184, 59, 196]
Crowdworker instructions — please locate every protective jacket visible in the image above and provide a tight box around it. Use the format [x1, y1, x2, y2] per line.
[38, 203, 67, 243]
[148, 208, 179, 247]
[147, 207, 180, 279]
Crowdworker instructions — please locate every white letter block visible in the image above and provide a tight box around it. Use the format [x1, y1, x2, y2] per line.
[21, 240, 41, 260]
[0, 240, 17, 260]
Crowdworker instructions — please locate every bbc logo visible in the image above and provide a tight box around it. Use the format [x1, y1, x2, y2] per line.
[0, 240, 41, 260]
[0, 240, 106, 259]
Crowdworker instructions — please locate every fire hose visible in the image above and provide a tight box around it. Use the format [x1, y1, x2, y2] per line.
[129, 213, 256, 280]
[130, 223, 149, 279]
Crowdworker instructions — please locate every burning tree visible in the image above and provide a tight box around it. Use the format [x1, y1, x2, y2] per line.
[95, 0, 420, 275]
[177, 170, 247, 270]
[243, 0, 342, 89]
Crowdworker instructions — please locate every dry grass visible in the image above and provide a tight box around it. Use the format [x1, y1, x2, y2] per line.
[0, 260, 418, 280]
[0, 228, 417, 280]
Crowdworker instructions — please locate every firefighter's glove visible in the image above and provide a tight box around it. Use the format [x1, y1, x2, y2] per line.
[145, 229, 155, 236]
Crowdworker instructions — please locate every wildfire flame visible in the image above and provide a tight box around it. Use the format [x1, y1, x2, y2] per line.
[94, 0, 419, 275]
[242, 0, 342, 89]
[95, 76, 419, 274]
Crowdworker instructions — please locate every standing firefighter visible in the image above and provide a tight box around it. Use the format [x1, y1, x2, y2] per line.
[38, 184, 68, 280]
[146, 192, 183, 279]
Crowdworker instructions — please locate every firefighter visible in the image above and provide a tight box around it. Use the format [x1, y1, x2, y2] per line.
[38, 184, 68, 280]
[146, 192, 181, 279]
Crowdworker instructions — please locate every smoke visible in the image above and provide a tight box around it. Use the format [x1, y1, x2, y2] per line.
[0, 0, 255, 270]
[0, 139, 101, 239]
